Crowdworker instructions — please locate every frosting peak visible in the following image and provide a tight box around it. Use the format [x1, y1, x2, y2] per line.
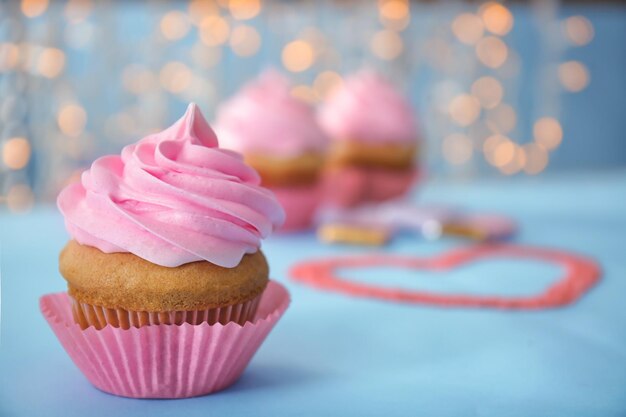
[318, 70, 419, 144]
[215, 70, 328, 157]
[58, 103, 285, 268]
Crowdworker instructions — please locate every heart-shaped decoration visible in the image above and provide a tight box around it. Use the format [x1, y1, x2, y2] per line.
[289, 244, 600, 309]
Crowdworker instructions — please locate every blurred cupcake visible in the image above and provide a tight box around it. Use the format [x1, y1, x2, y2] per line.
[215, 71, 328, 231]
[42, 104, 290, 398]
[318, 70, 420, 207]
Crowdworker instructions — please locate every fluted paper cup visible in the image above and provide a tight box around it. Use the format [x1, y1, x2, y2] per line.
[71, 293, 262, 330]
[40, 281, 290, 399]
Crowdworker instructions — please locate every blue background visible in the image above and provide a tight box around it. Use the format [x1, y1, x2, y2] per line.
[1, 172, 625, 416]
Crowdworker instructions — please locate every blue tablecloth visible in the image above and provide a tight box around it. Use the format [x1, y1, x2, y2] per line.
[1, 172, 625, 417]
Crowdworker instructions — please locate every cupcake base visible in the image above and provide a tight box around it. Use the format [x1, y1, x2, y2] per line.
[71, 294, 262, 330]
[40, 281, 290, 399]
[323, 166, 418, 208]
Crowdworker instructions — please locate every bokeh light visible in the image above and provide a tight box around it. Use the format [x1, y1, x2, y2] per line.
[282, 40, 315, 72]
[160, 11, 191, 41]
[449, 94, 481, 127]
[2, 137, 31, 170]
[37, 48, 65, 78]
[559, 61, 590, 92]
[442, 133, 473, 165]
[189, 0, 219, 25]
[200, 15, 230, 46]
[159, 61, 192, 93]
[21, 0, 49, 18]
[122, 64, 158, 94]
[476, 36, 508, 68]
[452, 13, 484, 45]
[313, 71, 343, 99]
[479, 2, 514, 36]
[7, 184, 35, 213]
[58, 104, 87, 137]
[523, 143, 549, 174]
[563, 15, 594, 46]
[379, 0, 410, 31]
[471, 76, 503, 109]
[290, 85, 317, 104]
[371, 30, 404, 60]
[228, 0, 261, 20]
[484, 134, 515, 168]
[64, 0, 93, 23]
[486, 103, 516, 134]
[229, 25, 261, 57]
[499, 144, 526, 175]
[191, 42, 222, 69]
[0, 43, 20, 72]
[533, 117, 563, 150]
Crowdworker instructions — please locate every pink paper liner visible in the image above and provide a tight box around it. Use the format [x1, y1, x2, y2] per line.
[270, 183, 322, 232]
[40, 281, 290, 399]
[71, 293, 262, 330]
[323, 166, 419, 208]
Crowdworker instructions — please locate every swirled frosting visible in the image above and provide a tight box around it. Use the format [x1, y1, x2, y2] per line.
[215, 70, 328, 157]
[58, 103, 285, 268]
[318, 70, 419, 144]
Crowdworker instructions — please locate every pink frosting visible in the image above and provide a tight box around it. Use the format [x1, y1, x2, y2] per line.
[57, 103, 285, 268]
[215, 71, 328, 157]
[318, 70, 419, 144]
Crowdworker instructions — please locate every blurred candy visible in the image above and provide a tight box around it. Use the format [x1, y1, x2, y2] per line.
[317, 202, 516, 245]
[318, 223, 391, 246]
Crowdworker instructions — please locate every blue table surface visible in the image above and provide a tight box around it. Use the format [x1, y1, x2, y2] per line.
[1, 171, 625, 417]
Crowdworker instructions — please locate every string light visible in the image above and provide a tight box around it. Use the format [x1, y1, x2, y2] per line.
[449, 94, 481, 127]
[442, 133, 473, 165]
[191, 42, 222, 69]
[159, 61, 192, 93]
[479, 2, 514, 36]
[2, 137, 31, 170]
[452, 13, 484, 45]
[188, 0, 219, 26]
[290, 85, 317, 104]
[0, 43, 21, 72]
[471, 76, 503, 109]
[122, 64, 157, 94]
[160, 11, 191, 41]
[563, 16, 594, 46]
[313, 71, 343, 99]
[64, 0, 93, 23]
[533, 117, 563, 150]
[229, 25, 261, 57]
[58, 104, 87, 137]
[559, 61, 590, 92]
[523, 143, 549, 174]
[37, 48, 65, 78]
[499, 145, 526, 175]
[484, 135, 515, 168]
[371, 30, 404, 60]
[379, 0, 410, 31]
[486, 103, 516, 134]
[228, 0, 261, 20]
[7, 184, 35, 213]
[21, 0, 49, 18]
[282, 40, 314, 72]
[199, 15, 230, 46]
[476, 36, 508, 68]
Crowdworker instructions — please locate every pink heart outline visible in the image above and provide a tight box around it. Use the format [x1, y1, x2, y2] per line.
[289, 244, 601, 309]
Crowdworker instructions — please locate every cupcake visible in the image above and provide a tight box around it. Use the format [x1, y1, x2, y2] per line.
[215, 71, 328, 231]
[41, 104, 290, 398]
[318, 70, 420, 207]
